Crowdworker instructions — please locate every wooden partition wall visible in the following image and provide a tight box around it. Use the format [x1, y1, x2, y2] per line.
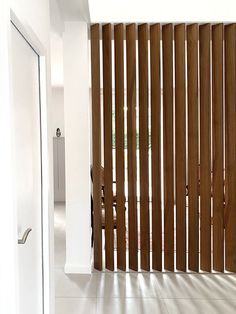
[90, 23, 236, 272]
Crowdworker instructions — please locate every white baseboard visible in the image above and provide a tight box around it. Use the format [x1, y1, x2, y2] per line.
[64, 263, 91, 274]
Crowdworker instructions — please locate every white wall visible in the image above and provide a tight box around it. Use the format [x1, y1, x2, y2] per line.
[63, 21, 91, 273]
[51, 33, 64, 87]
[10, 0, 50, 49]
[51, 87, 65, 136]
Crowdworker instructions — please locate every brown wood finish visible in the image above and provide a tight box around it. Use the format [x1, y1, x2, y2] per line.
[212, 24, 224, 272]
[102, 24, 114, 270]
[126, 23, 138, 271]
[91, 24, 103, 270]
[150, 24, 162, 271]
[162, 24, 174, 271]
[91, 22, 236, 274]
[114, 23, 126, 271]
[187, 24, 199, 272]
[138, 23, 150, 271]
[199, 24, 211, 272]
[174, 23, 186, 272]
[224, 24, 236, 272]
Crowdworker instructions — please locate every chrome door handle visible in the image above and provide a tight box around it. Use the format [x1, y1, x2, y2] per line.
[18, 228, 32, 244]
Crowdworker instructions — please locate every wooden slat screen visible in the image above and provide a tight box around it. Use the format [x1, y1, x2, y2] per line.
[102, 24, 114, 270]
[138, 23, 150, 271]
[225, 24, 236, 272]
[212, 24, 224, 272]
[114, 23, 126, 271]
[150, 24, 162, 271]
[187, 24, 199, 272]
[199, 24, 211, 272]
[91, 23, 236, 273]
[174, 23, 186, 272]
[126, 23, 138, 271]
[162, 24, 174, 271]
[91, 24, 102, 270]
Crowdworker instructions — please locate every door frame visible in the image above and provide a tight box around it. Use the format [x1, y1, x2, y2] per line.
[0, 3, 52, 314]
[10, 10, 51, 314]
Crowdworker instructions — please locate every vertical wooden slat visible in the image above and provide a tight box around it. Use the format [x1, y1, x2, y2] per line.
[102, 24, 114, 270]
[114, 23, 126, 271]
[224, 24, 236, 272]
[199, 24, 211, 272]
[212, 24, 224, 272]
[174, 24, 186, 272]
[150, 24, 162, 271]
[162, 23, 174, 271]
[91, 24, 102, 270]
[187, 24, 199, 272]
[138, 23, 150, 271]
[126, 23, 138, 271]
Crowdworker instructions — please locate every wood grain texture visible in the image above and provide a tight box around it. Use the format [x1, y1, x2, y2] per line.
[150, 23, 162, 271]
[138, 23, 150, 271]
[212, 24, 224, 272]
[187, 24, 199, 272]
[224, 24, 236, 272]
[114, 23, 126, 271]
[174, 23, 186, 272]
[162, 24, 174, 271]
[91, 24, 103, 270]
[102, 24, 114, 270]
[126, 23, 138, 271]
[199, 24, 211, 272]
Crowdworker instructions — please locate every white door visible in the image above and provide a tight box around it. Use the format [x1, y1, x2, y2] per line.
[11, 23, 44, 314]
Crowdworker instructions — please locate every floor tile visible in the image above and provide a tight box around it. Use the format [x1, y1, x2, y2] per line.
[156, 273, 236, 299]
[54, 203, 236, 314]
[55, 268, 97, 298]
[138, 298, 168, 314]
[55, 298, 96, 314]
[163, 299, 236, 314]
[138, 273, 162, 297]
[97, 298, 140, 314]
[96, 272, 140, 298]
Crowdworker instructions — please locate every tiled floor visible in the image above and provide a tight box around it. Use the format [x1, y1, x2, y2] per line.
[54, 203, 236, 314]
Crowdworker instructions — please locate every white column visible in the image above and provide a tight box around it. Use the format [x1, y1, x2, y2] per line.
[63, 22, 91, 274]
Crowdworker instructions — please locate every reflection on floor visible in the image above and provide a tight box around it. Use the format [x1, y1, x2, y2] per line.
[54, 202, 236, 314]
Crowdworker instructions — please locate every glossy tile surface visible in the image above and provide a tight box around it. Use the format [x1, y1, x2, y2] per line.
[54, 203, 236, 314]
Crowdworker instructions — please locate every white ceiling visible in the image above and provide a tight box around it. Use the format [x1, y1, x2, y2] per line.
[89, 0, 236, 23]
[50, 0, 236, 25]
